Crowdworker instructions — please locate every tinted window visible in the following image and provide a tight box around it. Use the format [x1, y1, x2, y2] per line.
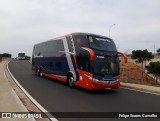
[88, 36, 117, 51]
[18, 53, 25, 57]
[92, 56, 119, 76]
[76, 54, 90, 72]
[33, 39, 64, 57]
[73, 35, 89, 51]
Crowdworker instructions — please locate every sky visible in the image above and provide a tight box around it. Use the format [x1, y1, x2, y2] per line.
[0, 0, 160, 57]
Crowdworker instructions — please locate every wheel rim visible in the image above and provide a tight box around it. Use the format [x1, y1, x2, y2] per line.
[69, 77, 74, 87]
[40, 70, 43, 77]
[37, 69, 39, 75]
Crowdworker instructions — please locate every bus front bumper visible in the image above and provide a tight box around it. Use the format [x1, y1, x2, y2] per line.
[86, 75, 120, 90]
[88, 80, 120, 90]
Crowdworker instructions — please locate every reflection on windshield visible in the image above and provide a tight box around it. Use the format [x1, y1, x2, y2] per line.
[92, 56, 119, 77]
[88, 36, 117, 51]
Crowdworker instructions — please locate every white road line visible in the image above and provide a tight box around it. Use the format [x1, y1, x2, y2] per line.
[120, 87, 160, 96]
[4, 61, 36, 121]
[7, 61, 58, 121]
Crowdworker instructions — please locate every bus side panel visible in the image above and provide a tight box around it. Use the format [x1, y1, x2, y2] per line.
[32, 56, 70, 77]
[74, 69, 93, 89]
[43, 73, 66, 82]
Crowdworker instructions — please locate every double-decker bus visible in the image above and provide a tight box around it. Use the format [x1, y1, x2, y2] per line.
[32, 33, 127, 90]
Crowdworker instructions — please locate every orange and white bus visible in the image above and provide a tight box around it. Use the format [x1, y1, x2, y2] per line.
[32, 33, 127, 90]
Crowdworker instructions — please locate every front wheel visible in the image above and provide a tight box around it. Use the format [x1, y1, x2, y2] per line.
[67, 74, 74, 88]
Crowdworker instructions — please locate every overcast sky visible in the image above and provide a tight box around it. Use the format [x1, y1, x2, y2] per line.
[0, 0, 160, 57]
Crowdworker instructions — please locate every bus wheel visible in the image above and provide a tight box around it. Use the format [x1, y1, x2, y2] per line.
[39, 69, 43, 78]
[67, 74, 74, 88]
[36, 68, 40, 76]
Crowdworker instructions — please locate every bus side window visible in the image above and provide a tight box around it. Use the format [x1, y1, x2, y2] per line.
[76, 54, 90, 72]
[67, 36, 74, 53]
[73, 35, 89, 52]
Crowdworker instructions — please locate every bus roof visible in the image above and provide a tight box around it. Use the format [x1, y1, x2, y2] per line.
[35, 32, 111, 46]
[71, 32, 111, 39]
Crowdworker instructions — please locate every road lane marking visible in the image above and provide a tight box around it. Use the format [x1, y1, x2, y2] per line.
[121, 87, 160, 96]
[7, 61, 58, 121]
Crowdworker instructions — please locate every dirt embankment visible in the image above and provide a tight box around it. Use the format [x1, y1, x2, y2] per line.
[120, 58, 160, 87]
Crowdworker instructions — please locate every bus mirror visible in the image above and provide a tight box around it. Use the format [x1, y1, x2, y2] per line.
[80, 47, 95, 61]
[118, 52, 127, 63]
[76, 47, 95, 62]
[76, 48, 89, 62]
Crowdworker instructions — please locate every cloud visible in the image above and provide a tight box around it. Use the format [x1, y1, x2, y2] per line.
[0, 0, 160, 57]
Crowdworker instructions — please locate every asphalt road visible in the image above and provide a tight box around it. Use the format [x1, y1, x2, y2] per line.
[8, 60, 160, 121]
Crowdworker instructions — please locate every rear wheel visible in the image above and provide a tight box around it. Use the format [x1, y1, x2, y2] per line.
[36, 68, 40, 76]
[67, 74, 74, 88]
[39, 69, 43, 78]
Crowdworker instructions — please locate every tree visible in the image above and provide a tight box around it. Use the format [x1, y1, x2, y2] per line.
[147, 61, 160, 81]
[157, 48, 160, 55]
[0, 53, 12, 58]
[0, 54, 2, 60]
[131, 49, 154, 66]
[25, 56, 31, 60]
[131, 49, 154, 79]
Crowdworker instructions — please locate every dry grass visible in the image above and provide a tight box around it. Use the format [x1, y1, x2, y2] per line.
[120, 59, 160, 87]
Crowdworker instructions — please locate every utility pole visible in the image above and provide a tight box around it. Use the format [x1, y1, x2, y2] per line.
[109, 24, 116, 38]
[154, 43, 155, 55]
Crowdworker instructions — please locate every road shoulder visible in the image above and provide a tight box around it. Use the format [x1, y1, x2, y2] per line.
[1, 60, 49, 121]
[121, 82, 160, 95]
[0, 60, 35, 121]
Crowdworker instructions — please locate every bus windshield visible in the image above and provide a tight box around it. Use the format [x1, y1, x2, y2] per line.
[92, 55, 119, 77]
[88, 36, 117, 51]
[18, 53, 25, 57]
